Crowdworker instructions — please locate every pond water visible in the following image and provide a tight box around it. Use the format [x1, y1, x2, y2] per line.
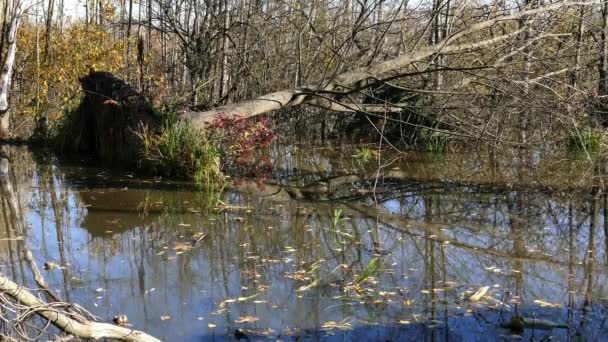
[1, 145, 608, 341]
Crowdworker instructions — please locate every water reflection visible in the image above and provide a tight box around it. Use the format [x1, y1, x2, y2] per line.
[1, 146, 608, 340]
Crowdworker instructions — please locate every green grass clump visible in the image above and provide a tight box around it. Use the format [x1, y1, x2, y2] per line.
[419, 128, 449, 154]
[567, 129, 603, 154]
[352, 146, 375, 164]
[136, 118, 226, 202]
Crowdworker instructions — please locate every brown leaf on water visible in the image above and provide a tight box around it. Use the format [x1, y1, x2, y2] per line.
[284, 270, 310, 281]
[219, 299, 236, 308]
[235, 316, 259, 323]
[241, 270, 261, 277]
[297, 279, 319, 291]
[211, 308, 228, 315]
[173, 243, 193, 251]
[321, 320, 353, 330]
[534, 299, 562, 308]
[192, 233, 207, 243]
[237, 328, 275, 337]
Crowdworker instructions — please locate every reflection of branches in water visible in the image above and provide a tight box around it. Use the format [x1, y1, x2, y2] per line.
[6, 146, 608, 339]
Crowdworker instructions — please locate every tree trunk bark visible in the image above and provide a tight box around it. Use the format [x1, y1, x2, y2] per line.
[0, 1, 22, 140]
[571, 5, 585, 89]
[600, 0, 608, 95]
[44, 0, 55, 62]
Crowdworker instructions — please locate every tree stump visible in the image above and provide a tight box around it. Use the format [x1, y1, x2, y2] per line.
[61, 70, 159, 163]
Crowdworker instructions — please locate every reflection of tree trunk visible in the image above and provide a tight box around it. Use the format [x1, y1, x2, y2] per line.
[49, 171, 71, 301]
[507, 192, 525, 314]
[0, 153, 72, 312]
[604, 192, 608, 264]
[0, 163, 20, 283]
[423, 195, 438, 331]
[583, 187, 599, 311]
[567, 201, 575, 333]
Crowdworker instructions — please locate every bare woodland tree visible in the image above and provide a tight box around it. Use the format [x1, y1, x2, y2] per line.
[114, 0, 598, 145]
[2, 0, 606, 144]
[0, 0, 22, 139]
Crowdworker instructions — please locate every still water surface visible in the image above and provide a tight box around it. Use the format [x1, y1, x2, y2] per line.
[1, 146, 608, 341]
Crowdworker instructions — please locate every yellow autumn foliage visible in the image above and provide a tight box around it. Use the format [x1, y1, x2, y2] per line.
[14, 17, 135, 128]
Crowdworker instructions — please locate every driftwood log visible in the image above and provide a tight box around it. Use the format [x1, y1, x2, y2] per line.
[0, 274, 162, 341]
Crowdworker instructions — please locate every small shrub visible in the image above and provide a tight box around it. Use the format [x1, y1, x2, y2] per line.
[567, 129, 603, 154]
[208, 114, 276, 189]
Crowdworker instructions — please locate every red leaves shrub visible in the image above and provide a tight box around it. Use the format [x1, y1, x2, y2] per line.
[208, 114, 275, 189]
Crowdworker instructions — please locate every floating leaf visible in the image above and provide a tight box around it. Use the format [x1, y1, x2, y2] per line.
[297, 279, 320, 292]
[466, 286, 490, 302]
[219, 299, 236, 308]
[235, 315, 259, 323]
[534, 299, 562, 308]
[321, 319, 353, 330]
[237, 293, 259, 302]
[173, 243, 193, 251]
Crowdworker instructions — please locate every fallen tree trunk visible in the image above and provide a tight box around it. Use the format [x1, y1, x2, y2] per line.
[185, 1, 592, 127]
[0, 273, 162, 341]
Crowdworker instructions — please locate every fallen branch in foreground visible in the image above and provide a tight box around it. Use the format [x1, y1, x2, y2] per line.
[0, 274, 162, 342]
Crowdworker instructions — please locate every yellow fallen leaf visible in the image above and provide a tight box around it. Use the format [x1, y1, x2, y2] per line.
[235, 315, 259, 323]
[219, 299, 236, 308]
[534, 299, 562, 308]
[321, 320, 352, 330]
[467, 286, 490, 302]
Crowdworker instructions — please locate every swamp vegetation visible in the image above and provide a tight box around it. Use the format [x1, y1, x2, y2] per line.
[4, 0, 608, 340]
